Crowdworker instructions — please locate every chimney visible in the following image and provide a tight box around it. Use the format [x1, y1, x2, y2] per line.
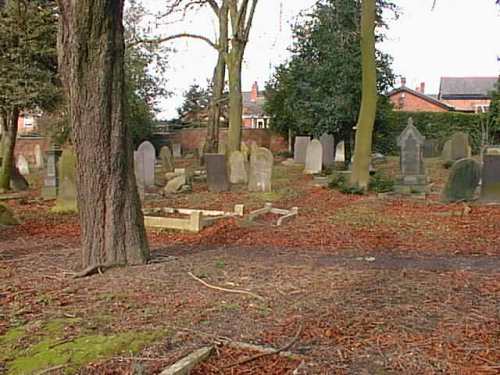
[401, 77, 406, 87]
[251, 81, 259, 102]
[420, 82, 425, 94]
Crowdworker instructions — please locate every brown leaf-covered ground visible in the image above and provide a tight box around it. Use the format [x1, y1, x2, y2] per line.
[1, 157, 499, 374]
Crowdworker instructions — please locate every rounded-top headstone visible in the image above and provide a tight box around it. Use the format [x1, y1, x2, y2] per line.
[304, 139, 323, 174]
[159, 146, 174, 173]
[450, 132, 470, 161]
[228, 151, 248, 184]
[441, 158, 481, 203]
[248, 147, 273, 192]
[136, 141, 156, 187]
[16, 155, 30, 176]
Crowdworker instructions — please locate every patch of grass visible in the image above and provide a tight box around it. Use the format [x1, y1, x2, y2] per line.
[1, 318, 163, 375]
[369, 173, 395, 193]
[331, 203, 398, 228]
[215, 259, 226, 269]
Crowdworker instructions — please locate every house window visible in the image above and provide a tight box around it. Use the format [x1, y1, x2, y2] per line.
[474, 104, 489, 113]
[23, 115, 34, 128]
[257, 119, 265, 129]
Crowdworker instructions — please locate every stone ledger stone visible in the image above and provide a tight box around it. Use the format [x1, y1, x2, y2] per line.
[480, 146, 500, 203]
[304, 139, 323, 174]
[320, 133, 335, 167]
[160, 146, 175, 173]
[228, 151, 248, 184]
[248, 147, 273, 192]
[294, 136, 310, 164]
[205, 153, 230, 192]
[135, 141, 156, 187]
[442, 158, 481, 202]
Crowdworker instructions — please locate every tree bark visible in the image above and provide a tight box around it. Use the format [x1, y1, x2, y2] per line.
[0, 109, 19, 192]
[58, 0, 149, 270]
[227, 49, 243, 153]
[350, 0, 377, 190]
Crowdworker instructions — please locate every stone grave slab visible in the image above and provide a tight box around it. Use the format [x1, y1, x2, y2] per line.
[205, 153, 230, 192]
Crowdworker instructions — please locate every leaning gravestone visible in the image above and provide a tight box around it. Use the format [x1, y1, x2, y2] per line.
[395, 118, 428, 194]
[35, 145, 44, 169]
[480, 146, 500, 203]
[159, 146, 174, 173]
[450, 132, 471, 161]
[248, 147, 273, 192]
[304, 139, 323, 174]
[294, 136, 310, 164]
[53, 149, 77, 212]
[335, 141, 345, 162]
[42, 146, 61, 198]
[442, 158, 481, 202]
[135, 141, 156, 187]
[16, 155, 29, 176]
[172, 143, 182, 158]
[205, 153, 230, 192]
[320, 133, 335, 168]
[228, 151, 248, 184]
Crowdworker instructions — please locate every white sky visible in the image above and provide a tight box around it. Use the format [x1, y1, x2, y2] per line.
[140, 0, 500, 119]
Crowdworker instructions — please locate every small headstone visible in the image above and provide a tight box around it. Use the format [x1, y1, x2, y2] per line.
[335, 141, 345, 162]
[450, 132, 470, 161]
[54, 149, 77, 212]
[423, 139, 440, 158]
[480, 146, 500, 203]
[164, 174, 186, 194]
[35, 145, 44, 169]
[159, 146, 174, 173]
[442, 158, 481, 203]
[218, 142, 227, 155]
[172, 143, 182, 158]
[228, 151, 248, 184]
[16, 155, 29, 176]
[320, 133, 335, 167]
[250, 141, 258, 155]
[135, 141, 156, 187]
[241, 142, 250, 161]
[205, 153, 230, 192]
[42, 146, 61, 198]
[294, 136, 310, 164]
[304, 139, 323, 174]
[248, 147, 273, 192]
[441, 140, 453, 161]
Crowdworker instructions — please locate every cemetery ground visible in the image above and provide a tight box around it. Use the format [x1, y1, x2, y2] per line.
[1, 156, 500, 374]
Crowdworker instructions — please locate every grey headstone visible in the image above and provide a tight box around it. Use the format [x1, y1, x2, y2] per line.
[35, 145, 44, 169]
[241, 142, 250, 161]
[294, 136, 310, 164]
[172, 143, 182, 158]
[442, 158, 481, 203]
[450, 132, 470, 161]
[16, 155, 29, 175]
[335, 141, 345, 162]
[320, 133, 334, 167]
[42, 146, 61, 198]
[397, 118, 425, 176]
[228, 151, 248, 184]
[205, 153, 230, 192]
[160, 146, 174, 173]
[441, 140, 453, 161]
[135, 141, 156, 187]
[55, 149, 77, 212]
[248, 147, 273, 192]
[480, 146, 500, 203]
[423, 139, 440, 158]
[304, 139, 323, 174]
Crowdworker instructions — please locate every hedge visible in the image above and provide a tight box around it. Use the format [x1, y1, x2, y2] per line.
[373, 111, 484, 155]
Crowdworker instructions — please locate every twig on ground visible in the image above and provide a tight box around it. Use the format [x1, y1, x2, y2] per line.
[35, 365, 67, 375]
[222, 324, 303, 369]
[187, 272, 265, 301]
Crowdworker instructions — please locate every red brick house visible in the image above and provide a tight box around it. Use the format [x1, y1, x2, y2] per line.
[242, 82, 270, 129]
[388, 80, 453, 112]
[438, 77, 497, 113]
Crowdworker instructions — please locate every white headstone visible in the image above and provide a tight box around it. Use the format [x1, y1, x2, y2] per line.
[248, 147, 273, 192]
[320, 133, 334, 168]
[294, 136, 310, 164]
[16, 155, 30, 175]
[304, 139, 323, 174]
[335, 141, 345, 162]
[35, 145, 44, 169]
[229, 151, 248, 184]
[135, 141, 156, 187]
[172, 143, 182, 158]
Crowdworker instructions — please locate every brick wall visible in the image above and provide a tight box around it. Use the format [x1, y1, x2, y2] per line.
[160, 128, 288, 153]
[441, 98, 491, 112]
[389, 92, 448, 112]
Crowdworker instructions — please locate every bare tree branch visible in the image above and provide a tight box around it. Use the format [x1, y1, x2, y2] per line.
[130, 33, 218, 50]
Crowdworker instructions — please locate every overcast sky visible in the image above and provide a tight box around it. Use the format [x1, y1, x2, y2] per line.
[140, 0, 500, 119]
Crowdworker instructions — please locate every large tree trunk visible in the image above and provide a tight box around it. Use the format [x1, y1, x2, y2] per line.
[58, 0, 149, 270]
[227, 49, 243, 153]
[0, 109, 19, 192]
[350, 0, 377, 190]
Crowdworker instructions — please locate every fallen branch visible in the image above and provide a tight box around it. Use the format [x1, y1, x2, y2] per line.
[187, 272, 265, 301]
[222, 324, 303, 369]
[35, 365, 67, 375]
[72, 264, 107, 278]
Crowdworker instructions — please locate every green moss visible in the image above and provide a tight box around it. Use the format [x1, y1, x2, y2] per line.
[0, 203, 18, 225]
[1, 318, 163, 375]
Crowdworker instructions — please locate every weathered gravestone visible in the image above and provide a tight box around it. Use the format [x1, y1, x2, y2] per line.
[135, 141, 156, 187]
[335, 141, 345, 162]
[442, 158, 481, 203]
[228, 151, 248, 184]
[395, 118, 428, 194]
[241, 142, 250, 161]
[35, 145, 44, 169]
[304, 139, 323, 174]
[172, 143, 182, 158]
[42, 146, 61, 198]
[480, 146, 500, 203]
[205, 153, 230, 192]
[450, 132, 471, 161]
[441, 139, 453, 162]
[218, 142, 228, 155]
[53, 149, 77, 212]
[159, 146, 175, 173]
[320, 133, 335, 168]
[294, 136, 310, 164]
[248, 147, 273, 192]
[16, 155, 29, 175]
[423, 139, 440, 158]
